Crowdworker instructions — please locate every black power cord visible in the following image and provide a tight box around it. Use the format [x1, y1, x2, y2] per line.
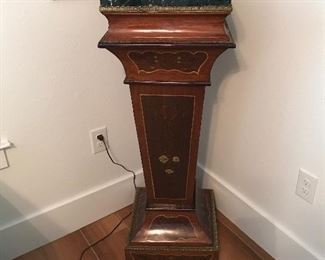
[79, 211, 132, 260]
[79, 134, 137, 260]
[97, 134, 137, 190]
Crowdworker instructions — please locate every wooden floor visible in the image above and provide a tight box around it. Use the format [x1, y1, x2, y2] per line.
[17, 205, 273, 260]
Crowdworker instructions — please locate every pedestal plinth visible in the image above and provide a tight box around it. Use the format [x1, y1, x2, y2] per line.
[98, 2, 235, 259]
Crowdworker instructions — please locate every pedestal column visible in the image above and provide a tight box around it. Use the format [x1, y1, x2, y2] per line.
[99, 4, 235, 259]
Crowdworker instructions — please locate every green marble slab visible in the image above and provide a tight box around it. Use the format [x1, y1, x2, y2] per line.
[100, 0, 231, 7]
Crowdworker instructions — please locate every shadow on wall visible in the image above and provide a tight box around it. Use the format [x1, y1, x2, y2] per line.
[199, 15, 241, 170]
[0, 183, 63, 260]
[196, 16, 279, 259]
[197, 166, 277, 259]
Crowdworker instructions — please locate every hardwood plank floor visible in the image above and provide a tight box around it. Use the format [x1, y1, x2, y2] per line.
[17, 205, 272, 260]
[16, 231, 98, 260]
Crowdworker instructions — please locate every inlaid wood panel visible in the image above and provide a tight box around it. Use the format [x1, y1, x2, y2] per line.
[130, 85, 205, 209]
[126, 189, 217, 259]
[107, 46, 227, 85]
[141, 95, 194, 200]
[128, 51, 208, 74]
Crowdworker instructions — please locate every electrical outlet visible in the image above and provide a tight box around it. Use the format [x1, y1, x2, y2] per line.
[296, 168, 318, 204]
[89, 127, 108, 154]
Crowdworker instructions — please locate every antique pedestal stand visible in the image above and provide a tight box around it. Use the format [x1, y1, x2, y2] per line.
[99, 1, 235, 259]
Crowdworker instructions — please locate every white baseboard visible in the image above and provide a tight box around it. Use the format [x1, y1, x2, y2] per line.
[198, 163, 323, 260]
[0, 171, 144, 260]
[1, 166, 322, 260]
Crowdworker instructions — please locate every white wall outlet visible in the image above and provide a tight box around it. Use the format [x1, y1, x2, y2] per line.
[296, 168, 318, 204]
[89, 127, 108, 154]
[0, 139, 11, 150]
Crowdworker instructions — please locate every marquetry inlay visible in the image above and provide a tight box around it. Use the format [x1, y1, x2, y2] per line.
[165, 169, 174, 175]
[140, 94, 195, 200]
[172, 156, 180, 163]
[158, 155, 169, 164]
[128, 51, 208, 74]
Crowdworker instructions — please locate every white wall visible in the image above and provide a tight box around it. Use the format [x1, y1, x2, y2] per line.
[0, 0, 324, 259]
[199, 1, 324, 259]
[0, 1, 143, 257]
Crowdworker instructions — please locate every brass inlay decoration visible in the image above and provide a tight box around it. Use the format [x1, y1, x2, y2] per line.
[128, 51, 208, 75]
[139, 94, 196, 201]
[165, 169, 174, 175]
[158, 155, 169, 164]
[172, 156, 180, 163]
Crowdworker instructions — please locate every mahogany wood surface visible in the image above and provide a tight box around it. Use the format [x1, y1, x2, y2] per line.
[99, 13, 234, 45]
[99, 6, 236, 259]
[130, 86, 205, 209]
[16, 205, 273, 260]
[125, 188, 218, 259]
[107, 46, 227, 86]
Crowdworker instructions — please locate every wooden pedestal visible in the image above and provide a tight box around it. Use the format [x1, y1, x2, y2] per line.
[125, 188, 218, 260]
[99, 4, 235, 259]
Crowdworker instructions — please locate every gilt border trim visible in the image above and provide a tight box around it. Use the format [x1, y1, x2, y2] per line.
[100, 5, 232, 14]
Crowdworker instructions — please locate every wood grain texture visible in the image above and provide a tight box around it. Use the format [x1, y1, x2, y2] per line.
[17, 205, 272, 260]
[80, 206, 133, 260]
[106, 46, 227, 85]
[125, 188, 218, 259]
[217, 211, 274, 260]
[130, 86, 205, 209]
[15, 231, 98, 260]
[99, 13, 233, 45]
[128, 51, 208, 74]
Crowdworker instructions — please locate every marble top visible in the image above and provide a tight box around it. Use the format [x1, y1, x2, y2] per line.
[100, 0, 231, 7]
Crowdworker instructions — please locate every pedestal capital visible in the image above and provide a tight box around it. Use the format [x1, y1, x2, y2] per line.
[99, 7, 235, 85]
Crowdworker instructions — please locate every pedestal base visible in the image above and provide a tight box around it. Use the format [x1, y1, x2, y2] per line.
[126, 188, 219, 260]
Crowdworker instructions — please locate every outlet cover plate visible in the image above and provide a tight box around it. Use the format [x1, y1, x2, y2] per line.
[295, 168, 318, 204]
[90, 127, 108, 154]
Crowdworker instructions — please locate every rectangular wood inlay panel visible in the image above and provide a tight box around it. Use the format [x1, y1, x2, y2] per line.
[141, 95, 195, 199]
